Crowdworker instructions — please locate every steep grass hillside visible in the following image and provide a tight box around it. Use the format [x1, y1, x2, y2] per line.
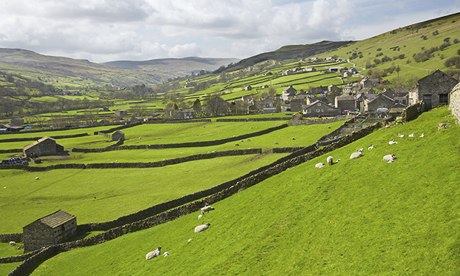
[319, 12, 460, 84]
[33, 107, 459, 275]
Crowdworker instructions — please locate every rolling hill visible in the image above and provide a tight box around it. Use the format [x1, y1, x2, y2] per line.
[0, 48, 237, 87]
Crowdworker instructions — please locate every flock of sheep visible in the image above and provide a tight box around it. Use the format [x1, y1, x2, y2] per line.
[145, 203, 215, 261]
[315, 132, 425, 168]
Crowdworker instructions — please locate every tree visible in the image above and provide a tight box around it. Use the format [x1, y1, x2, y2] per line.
[192, 99, 202, 117]
[206, 95, 230, 116]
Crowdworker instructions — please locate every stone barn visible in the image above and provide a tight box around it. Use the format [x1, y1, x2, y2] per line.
[23, 210, 77, 251]
[111, 130, 125, 141]
[302, 100, 340, 117]
[23, 137, 64, 157]
[409, 70, 458, 110]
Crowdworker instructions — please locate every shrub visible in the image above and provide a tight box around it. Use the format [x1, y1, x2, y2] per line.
[454, 38, 459, 44]
[432, 30, 439, 36]
[376, 52, 383, 57]
[377, 48, 382, 51]
[413, 47, 439, 63]
[444, 56, 460, 68]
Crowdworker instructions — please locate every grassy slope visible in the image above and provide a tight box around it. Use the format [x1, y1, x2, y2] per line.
[33, 107, 459, 275]
[0, 153, 286, 233]
[318, 12, 460, 82]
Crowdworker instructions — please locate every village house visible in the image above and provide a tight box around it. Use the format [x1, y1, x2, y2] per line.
[10, 117, 24, 126]
[111, 130, 125, 141]
[302, 99, 341, 117]
[335, 94, 356, 112]
[360, 77, 379, 89]
[382, 88, 409, 106]
[282, 85, 297, 102]
[363, 94, 395, 113]
[408, 70, 458, 109]
[23, 210, 77, 252]
[169, 109, 195, 120]
[304, 67, 316, 72]
[23, 137, 64, 157]
[356, 93, 378, 113]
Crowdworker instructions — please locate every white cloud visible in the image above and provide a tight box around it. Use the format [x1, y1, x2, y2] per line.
[0, 0, 458, 62]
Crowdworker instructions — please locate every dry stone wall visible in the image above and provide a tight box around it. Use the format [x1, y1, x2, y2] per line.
[450, 83, 460, 123]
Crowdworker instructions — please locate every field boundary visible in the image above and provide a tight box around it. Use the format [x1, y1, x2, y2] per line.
[0, 149, 264, 171]
[74, 124, 289, 152]
[0, 133, 89, 143]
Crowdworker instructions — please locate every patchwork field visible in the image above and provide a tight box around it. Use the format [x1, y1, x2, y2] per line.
[30, 107, 459, 275]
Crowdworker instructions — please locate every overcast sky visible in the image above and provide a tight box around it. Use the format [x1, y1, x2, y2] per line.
[0, 0, 459, 62]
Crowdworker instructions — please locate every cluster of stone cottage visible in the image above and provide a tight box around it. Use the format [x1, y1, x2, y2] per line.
[278, 70, 458, 117]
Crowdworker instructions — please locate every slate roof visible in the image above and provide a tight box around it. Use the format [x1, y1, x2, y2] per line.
[23, 137, 55, 151]
[38, 210, 75, 228]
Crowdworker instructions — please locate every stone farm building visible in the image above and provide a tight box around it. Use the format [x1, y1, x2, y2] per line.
[23, 210, 77, 251]
[23, 137, 64, 157]
[409, 70, 458, 110]
[303, 100, 340, 117]
[111, 130, 125, 141]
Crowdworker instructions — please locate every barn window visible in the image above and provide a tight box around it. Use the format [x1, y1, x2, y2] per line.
[439, 94, 448, 104]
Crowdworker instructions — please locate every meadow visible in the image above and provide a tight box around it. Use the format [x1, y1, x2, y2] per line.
[31, 107, 459, 275]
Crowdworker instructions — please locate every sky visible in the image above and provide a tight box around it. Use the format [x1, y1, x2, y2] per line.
[0, 0, 459, 62]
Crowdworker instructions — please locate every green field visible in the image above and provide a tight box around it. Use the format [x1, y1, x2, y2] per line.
[0, 153, 286, 234]
[31, 107, 459, 275]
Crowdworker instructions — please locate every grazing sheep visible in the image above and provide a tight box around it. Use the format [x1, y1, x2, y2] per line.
[408, 133, 414, 138]
[35, 177, 39, 180]
[163, 252, 169, 257]
[146, 247, 162, 260]
[194, 223, 211, 233]
[315, 162, 325, 169]
[397, 133, 404, 138]
[367, 145, 375, 150]
[187, 238, 193, 243]
[9, 241, 16, 246]
[326, 156, 334, 166]
[198, 214, 203, 219]
[388, 140, 398, 145]
[383, 154, 397, 163]
[419, 133, 425, 138]
[200, 205, 215, 215]
[350, 149, 363, 160]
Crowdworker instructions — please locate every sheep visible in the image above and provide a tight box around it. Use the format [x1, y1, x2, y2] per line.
[367, 145, 375, 150]
[145, 247, 161, 260]
[408, 133, 414, 138]
[350, 148, 363, 160]
[383, 154, 397, 163]
[419, 133, 425, 138]
[163, 251, 169, 257]
[200, 205, 215, 215]
[326, 156, 334, 166]
[187, 238, 193, 243]
[397, 133, 404, 138]
[388, 140, 398, 145]
[194, 223, 211, 233]
[315, 162, 325, 169]
[198, 214, 203, 219]
[9, 241, 16, 246]
[35, 177, 39, 180]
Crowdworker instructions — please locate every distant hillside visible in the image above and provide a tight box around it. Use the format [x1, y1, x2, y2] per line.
[318, 12, 460, 85]
[220, 40, 353, 72]
[0, 49, 237, 87]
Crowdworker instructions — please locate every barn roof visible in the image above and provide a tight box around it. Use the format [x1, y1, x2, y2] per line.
[38, 210, 75, 228]
[23, 136, 55, 151]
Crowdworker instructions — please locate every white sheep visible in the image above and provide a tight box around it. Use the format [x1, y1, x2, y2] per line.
[163, 251, 169, 257]
[200, 205, 214, 215]
[187, 238, 193, 243]
[367, 145, 375, 150]
[419, 133, 425, 138]
[194, 223, 211, 233]
[326, 156, 334, 166]
[397, 133, 404, 138]
[145, 246, 161, 260]
[408, 133, 414, 138]
[315, 162, 325, 168]
[383, 154, 397, 163]
[198, 214, 203, 219]
[350, 148, 363, 160]
[9, 241, 16, 246]
[388, 140, 398, 145]
[35, 177, 39, 180]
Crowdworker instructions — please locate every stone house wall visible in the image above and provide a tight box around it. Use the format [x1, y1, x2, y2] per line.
[449, 83, 460, 123]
